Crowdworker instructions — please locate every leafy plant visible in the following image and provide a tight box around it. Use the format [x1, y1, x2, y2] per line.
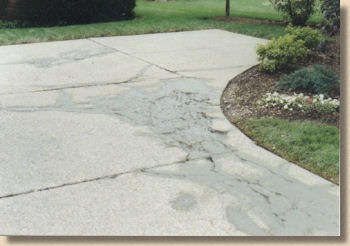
[285, 24, 324, 50]
[257, 34, 309, 72]
[321, 0, 340, 35]
[269, 0, 316, 26]
[276, 65, 339, 96]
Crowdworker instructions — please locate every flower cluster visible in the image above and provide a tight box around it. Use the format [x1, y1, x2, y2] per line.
[257, 92, 307, 111]
[309, 94, 340, 114]
[257, 92, 339, 114]
[312, 94, 339, 106]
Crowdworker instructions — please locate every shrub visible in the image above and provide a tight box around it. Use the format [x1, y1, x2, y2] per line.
[321, 0, 340, 35]
[276, 65, 340, 96]
[0, 0, 136, 26]
[0, 1, 7, 15]
[269, 0, 316, 26]
[285, 25, 324, 50]
[0, 20, 22, 29]
[257, 34, 309, 72]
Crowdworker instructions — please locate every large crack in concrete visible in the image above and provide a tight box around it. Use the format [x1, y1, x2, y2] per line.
[0, 64, 153, 96]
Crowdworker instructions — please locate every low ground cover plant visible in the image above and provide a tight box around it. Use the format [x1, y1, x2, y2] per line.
[257, 25, 323, 72]
[276, 65, 339, 96]
[257, 92, 339, 114]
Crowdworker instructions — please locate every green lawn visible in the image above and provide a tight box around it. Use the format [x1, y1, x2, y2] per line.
[0, 0, 322, 45]
[236, 117, 339, 184]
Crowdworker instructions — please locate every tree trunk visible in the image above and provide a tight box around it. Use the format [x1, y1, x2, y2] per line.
[225, 0, 230, 17]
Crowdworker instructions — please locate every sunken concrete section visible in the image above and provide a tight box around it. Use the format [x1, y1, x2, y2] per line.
[0, 30, 339, 235]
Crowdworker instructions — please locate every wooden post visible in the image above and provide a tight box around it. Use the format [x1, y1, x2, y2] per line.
[225, 0, 230, 17]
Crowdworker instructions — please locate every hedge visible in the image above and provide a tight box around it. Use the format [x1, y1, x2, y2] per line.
[0, 0, 136, 26]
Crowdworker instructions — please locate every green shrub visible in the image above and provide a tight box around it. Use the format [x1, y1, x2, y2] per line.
[257, 34, 309, 72]
[0, 1, 7, 16]
[0, 0, 136, 26]
[269, 0, 316, 26]
[321, 0, 340, 35]
[0, 20, 20, 29]
[285, 25, 324, 50]
[276, 65, 340, 96]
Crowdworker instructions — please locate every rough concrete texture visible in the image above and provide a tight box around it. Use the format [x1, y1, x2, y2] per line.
[0, 30, 339, 236]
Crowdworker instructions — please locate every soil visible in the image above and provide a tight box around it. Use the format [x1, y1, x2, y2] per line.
[212, 16, 285, 26]
[221, 34, 340, 127]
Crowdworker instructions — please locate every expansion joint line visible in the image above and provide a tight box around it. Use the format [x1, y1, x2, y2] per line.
[0, 154, 213, 200]
[87, 38, 183, 77]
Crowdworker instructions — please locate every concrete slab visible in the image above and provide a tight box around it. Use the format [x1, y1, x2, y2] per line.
[91, 29, 266, 54]
[0, 30, 339, 236]
[0, 110, 187, 196]
[0, 40, 177, 95]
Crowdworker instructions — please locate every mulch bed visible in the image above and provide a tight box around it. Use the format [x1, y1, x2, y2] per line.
[212, 16, 285, 26]
[221, 34, 340, 127]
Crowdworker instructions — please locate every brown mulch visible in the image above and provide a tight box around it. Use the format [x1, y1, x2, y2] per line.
[212, 16, 285, 26]
[221, 34, 340, 127]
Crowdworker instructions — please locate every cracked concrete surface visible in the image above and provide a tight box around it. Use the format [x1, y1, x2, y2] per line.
[0, 30, 339, 236]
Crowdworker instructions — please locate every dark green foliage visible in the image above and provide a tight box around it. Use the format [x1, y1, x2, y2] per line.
[276, 65, 339, 96]
[285, 24, 324, 50]
[321, 0, 340, 35]
[0, 0, 135, 26]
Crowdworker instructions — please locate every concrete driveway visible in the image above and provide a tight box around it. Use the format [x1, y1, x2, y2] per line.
[0, 30, 339, 236]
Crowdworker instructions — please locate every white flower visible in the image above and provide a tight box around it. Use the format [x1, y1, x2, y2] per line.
[259, 92, 339, 113]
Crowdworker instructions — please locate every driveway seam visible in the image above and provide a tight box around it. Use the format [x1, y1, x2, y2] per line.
[0, 158, 186, 200]
[88, 38, 183, 77]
